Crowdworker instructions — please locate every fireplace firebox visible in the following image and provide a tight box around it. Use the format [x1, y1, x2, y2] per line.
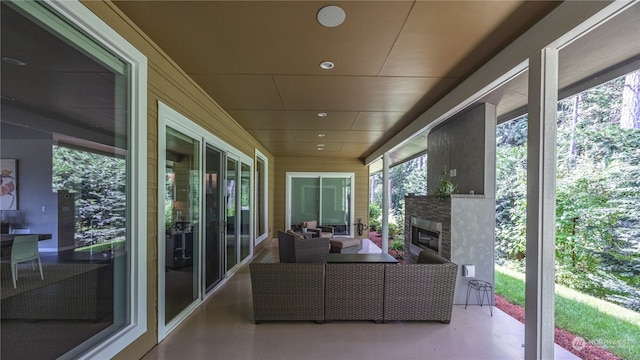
[410, 217, 442, 256]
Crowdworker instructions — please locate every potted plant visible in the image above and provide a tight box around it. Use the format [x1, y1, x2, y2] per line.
[436, 167, 456, 201]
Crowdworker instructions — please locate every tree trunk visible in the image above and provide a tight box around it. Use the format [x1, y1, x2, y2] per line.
[620, 70, 640, 129]
[569, 94, 580, 165]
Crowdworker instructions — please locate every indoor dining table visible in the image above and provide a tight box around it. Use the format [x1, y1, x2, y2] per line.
[0, 233, 52, 248]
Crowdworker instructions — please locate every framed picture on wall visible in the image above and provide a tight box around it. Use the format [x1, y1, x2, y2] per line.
[0, 159, 18, 210]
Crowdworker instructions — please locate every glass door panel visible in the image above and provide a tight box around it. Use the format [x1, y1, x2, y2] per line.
[322, 177, 351, 235]
[255, 157, 266, 241]
[288, 173, 354, 236]
[204, 145, 223, 292]
[164, 127, 200, 324]
[291, 177, 320, 226]
[226, 157, 238, 271]
[240, 162, 251, 261]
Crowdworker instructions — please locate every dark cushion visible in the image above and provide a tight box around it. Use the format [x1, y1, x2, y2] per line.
[416, 250, 447, 264]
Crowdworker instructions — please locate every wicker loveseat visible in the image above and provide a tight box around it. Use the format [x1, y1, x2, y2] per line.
[249, 250, 458, 324]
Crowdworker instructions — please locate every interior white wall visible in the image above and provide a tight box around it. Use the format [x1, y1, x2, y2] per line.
[0, 122, 58, 252]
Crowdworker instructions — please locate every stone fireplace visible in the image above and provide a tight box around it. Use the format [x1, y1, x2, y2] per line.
[405, 193, 495, 305]
[404, 195, 451, 263]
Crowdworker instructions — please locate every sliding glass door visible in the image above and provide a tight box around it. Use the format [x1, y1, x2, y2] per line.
[225, 157, 238, 271]
[204, 145, 223, 292]
[287, 173, 354, 236]
[225, 157, 252, 272]
[164, 127, 200, 326]
[159, 103, 254, 338]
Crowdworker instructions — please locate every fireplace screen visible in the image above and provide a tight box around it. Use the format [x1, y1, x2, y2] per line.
[410, 217, 442, 255]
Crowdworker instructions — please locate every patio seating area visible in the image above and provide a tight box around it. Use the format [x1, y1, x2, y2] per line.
[141, 239, 579, 360]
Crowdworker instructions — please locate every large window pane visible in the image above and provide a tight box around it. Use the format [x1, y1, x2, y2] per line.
[205, 145, 223, 291]
[240, 162, 251, 261]
[291, 177, 319, 226]
[0, 2, 132, 358]
[322, 177, 351, 235]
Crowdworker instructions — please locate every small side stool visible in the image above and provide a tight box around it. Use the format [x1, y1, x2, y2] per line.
[464, 279, 493, 316]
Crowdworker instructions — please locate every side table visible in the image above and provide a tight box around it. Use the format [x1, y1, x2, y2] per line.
[464, 279, 493, 316]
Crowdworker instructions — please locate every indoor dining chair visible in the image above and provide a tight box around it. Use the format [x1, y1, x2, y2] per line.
[10, 234, 43, 288]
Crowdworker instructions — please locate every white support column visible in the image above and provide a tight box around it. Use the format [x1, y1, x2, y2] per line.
[525, 47, 558, 360]
[381, 152, 390, 253]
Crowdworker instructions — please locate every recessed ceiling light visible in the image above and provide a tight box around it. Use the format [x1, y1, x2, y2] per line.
[317, 144, 325, 147]
[318, 133, 326, 137]
[320, 61, 334, 70]
[317, 112, 327, 117]
[317, 5, 346, 28]
[317, 147, 324, 151]
[2, 57, 27, 66]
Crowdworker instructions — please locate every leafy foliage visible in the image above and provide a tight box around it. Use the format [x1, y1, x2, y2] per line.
[52, 146, 126, 248]
[496, 74, 640, 312]
[369, 203, 381, 232]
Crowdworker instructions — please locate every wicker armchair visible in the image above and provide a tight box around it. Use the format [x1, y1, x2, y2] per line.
[383, 250, 458, 323]
[249, 263, 325, 323]
[277, 230, 329, 263]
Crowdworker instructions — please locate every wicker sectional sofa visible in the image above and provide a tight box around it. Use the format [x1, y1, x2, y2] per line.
[249, 250, 458, 324]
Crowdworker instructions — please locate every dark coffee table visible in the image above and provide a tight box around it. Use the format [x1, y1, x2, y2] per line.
[327, 253, 398, 263]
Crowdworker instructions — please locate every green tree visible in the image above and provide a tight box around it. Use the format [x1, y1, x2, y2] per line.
[52, 146, 126, 247]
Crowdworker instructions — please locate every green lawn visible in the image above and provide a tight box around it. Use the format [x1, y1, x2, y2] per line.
[495, 265, 640, 360]
[74, 238, 125, 253]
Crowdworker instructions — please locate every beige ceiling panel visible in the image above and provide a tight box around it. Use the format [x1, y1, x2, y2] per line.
[261, 142, 350, 157]
[276, 76, 452, 112]
[290, 130, 386, 143]
[249, 129, 296, 144]
[381, 1, 556, 77]
[558, 3, 640, 89]
[352, 112, 412, 131]
[227, 110, 358, 130]
[114, 1, 412, 76]
[340, 142, 373, 153]
[189, 74, 282, 110]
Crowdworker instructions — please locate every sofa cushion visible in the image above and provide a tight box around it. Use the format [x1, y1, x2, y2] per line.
[329, 238, 360, 249]
[286, 229, 306, 240]
[416, 250, 447, 264]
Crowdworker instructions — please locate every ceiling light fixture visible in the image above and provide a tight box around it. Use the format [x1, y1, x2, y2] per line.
[317, 144, 325, 147]
[320, 61, 334, 70]
[317, 5, 346, 28]
[317, 112, 327, 117]
[2, 57, 27, 66]
[317, 147, 324, 151]
[318, 133, 326, 137]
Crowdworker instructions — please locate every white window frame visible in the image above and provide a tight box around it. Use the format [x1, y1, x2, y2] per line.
[26, 1, 148, 359]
